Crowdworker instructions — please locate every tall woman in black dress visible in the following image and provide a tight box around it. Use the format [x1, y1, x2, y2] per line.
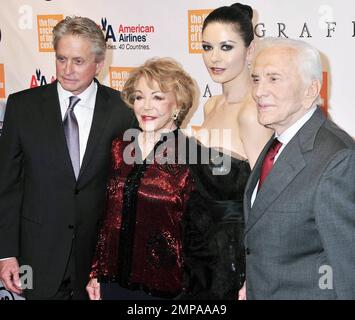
[180, 3, 271, 300]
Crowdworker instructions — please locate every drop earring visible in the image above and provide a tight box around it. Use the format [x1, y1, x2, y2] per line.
[172, 110, 179, 121]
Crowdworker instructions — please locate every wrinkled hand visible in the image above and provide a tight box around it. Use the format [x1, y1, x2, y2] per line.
[238, 281, 246, 300]
[0, 258, 23, 295]
[86, 278, 101, 300]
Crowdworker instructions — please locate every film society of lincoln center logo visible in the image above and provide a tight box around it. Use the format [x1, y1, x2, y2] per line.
[37, 14, 63, 52]
[109, 67, 135, 92]
[0, 64, 5, 98]
[188, 9, 212, 54]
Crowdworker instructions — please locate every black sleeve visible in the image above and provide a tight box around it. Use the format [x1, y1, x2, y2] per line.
[0, 94, 24, 258]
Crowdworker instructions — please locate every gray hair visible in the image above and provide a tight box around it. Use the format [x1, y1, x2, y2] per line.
[52, 16, 106, 62]
[256, 37, 323, 106]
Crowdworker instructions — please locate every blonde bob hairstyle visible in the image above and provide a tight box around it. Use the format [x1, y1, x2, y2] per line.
[121, 57, 196, 126]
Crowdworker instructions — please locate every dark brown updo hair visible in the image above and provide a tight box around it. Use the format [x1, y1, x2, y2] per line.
[202, 2, 254, 47]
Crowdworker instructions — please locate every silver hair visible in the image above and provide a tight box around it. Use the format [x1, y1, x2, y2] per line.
[256, 37, 323, 106]
[52, 16, 106, 62]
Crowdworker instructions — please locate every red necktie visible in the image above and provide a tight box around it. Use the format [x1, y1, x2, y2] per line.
[258, 138, 282, 190]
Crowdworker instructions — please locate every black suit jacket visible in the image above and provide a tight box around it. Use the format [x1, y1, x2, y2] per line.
[0, 80, 137, 299]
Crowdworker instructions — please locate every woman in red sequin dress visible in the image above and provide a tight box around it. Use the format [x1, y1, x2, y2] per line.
[86, 58, 197, 299]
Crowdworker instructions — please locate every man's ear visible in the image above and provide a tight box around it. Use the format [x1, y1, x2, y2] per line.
[95, 59, 105, 76]
[304, 79, 321, 109]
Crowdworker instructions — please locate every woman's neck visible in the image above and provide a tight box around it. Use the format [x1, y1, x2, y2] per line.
[143, 125, 177, 142]
[138, 126, 177, 160]
[222, 67, 252, 104]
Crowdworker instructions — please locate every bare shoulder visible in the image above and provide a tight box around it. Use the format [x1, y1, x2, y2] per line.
[204, 95, 222, 117]
[238, 99, 273, 168]
[238, 98, 272, 137]
[238, 98, 259, 127]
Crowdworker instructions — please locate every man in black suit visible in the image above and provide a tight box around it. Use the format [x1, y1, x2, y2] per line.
[0, 16, 136, 299]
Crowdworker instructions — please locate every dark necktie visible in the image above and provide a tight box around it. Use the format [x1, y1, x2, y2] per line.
[258, 138, 282, 190]
[63, 96, 80, 179]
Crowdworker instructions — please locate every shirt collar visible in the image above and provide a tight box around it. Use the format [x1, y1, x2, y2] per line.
[57, 80, 97, 109]
[276, 106, 317, 146]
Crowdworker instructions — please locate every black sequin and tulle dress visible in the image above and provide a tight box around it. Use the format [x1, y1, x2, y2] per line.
[90, 129, 195, 299]
[179, 145, 250, 300]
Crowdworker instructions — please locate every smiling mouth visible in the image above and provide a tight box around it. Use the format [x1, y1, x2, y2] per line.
[258, 103, 274, 110]
[210, 67, 225, 74]
[141, 115, 157, 121]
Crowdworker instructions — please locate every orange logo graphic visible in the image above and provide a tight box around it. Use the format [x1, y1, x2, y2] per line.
[188, 9, 212, 54]
[109, 67, 135, 92]
[37, 14, 63, 52]
[320, 71, 328, 116]
[0, 64, 5, 98]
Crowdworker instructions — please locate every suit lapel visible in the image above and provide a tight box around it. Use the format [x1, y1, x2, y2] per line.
[244, 136, 274, 224]
[41, 82, 75, 180]
[245, 107, 326, 233]
[78, 82, 112, 181]
[245, 139, 306, 233]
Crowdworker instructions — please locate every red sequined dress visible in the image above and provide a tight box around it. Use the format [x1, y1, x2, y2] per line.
[90, 129, 194, 298]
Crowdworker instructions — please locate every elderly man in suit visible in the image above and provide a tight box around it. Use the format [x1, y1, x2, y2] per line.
[0, 16, 136, 299]
[243, 37, 355, 299]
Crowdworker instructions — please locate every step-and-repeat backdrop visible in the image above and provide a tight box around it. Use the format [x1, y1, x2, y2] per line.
[0, 0, 354, 299]
[1, 0, 355, 136]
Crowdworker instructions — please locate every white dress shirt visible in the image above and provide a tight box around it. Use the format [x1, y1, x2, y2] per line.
[251, 106, 317, 207]
[57, 80, 97, 166]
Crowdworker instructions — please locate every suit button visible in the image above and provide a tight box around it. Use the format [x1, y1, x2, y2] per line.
[246, 248, 251, 255]
[68, 225, 74, 229]
[74, 189, 79, 195]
